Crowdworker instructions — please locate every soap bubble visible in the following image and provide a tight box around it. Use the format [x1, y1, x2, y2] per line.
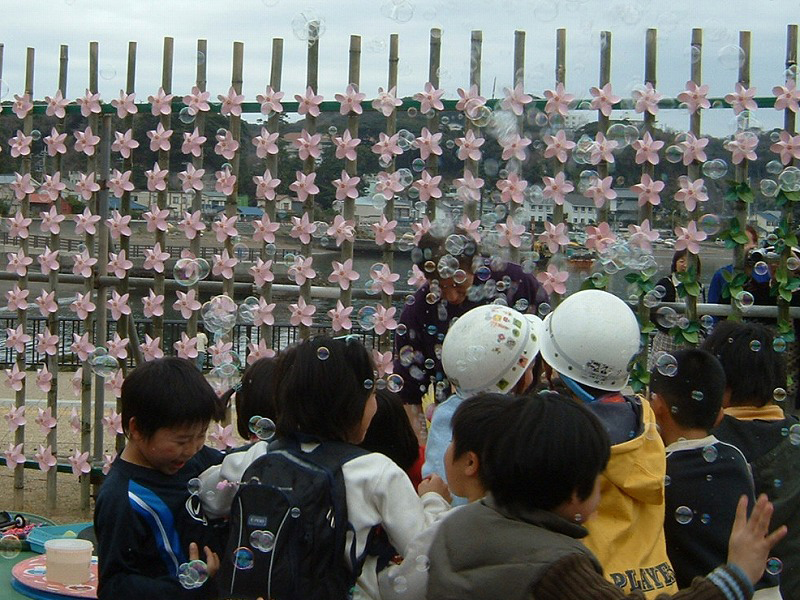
[174, 258, 202, 286]
[187, 478, 202, 495]
[655, 307, 678, 329]
[773, 337, 787, 353]
[380, 0, 414, 22]
[718, 45, 745, 70]
[387, 373, 404, 393]
[702, 159, 728, 180]
[753, 261, 769, 277]
[291, 11, 326, 41]
[358, 306, 377, 330]
[178, 107, 196, 124]
[250, 530, 275, 552]
[656, 353, 678, 377]
[0, 535, 21, 560]
[773, 387, 787, 402]
[100, 65, 117, 80]
[734, 291, 754, 309]
[664, 145, 684, 164]
[698, 214, 721, 236]
[248, 416, 276, 441]
[766, 557, 783, 575]
[749, 340, 761, 352]
[233, 546, 255, 570]
[691, 390, 704, 401]
[90, 348, 119, 378]
[317, 346, 330, 360]
[702, 445, 718, 463]
[675, 506, 693, 525]
[178, 559, 209, 589]
[789, 423, 800, 445]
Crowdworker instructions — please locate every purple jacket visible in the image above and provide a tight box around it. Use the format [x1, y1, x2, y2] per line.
[393, 262, 549, 405]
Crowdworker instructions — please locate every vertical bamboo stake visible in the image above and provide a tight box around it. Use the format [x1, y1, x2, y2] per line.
[300, 25, 320, 339]
[425, 28, 441, 221]
[639, 29, 657, 227]
[46, 43, 68, 512]
[14, 48, 34, 509]
[686, 28, 703, 326]
[509, 30, 525, 265]
[731, 31, 751, 320]
[187, 39, 207, 340]
[551, 28, 567, 307]
[152, 37, 173, 344]
[80, 41, 99, 513]
[464, 30, 482, 221]
[381, 34, 399, 334]
[339, 35, 360, 310]
[596, 31, 612, 225]
[260, 38, 282, 348]
[223, 42, 244, 300]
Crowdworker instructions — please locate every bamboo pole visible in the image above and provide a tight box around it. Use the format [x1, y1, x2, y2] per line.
[686, 28, 703, 326]
[381, 34, 399, 331]
[778, 26, 797, 336]
[596, 31, 612, 225]
[731, 31, 751, 320]
[551, 28, 567, 307]
[425, 28, 441, 221]
[260, 38, 283, 349]
[464, 30, 482, 221]
[339, 35, 360, 310]
[223, 42, 244, 300]
[509, 30, 525, 265]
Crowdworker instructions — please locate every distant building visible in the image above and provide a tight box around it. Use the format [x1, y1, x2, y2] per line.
[755, 210, 780, 236]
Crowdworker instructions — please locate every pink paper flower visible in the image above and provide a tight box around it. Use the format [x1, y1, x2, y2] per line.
[145, 163, 169, 192]
[333, 170, 361, 200]
[5, 444, 25, 471]
[329, 259, 360, 290]
[631, 173, 665, 207]
[289, 213, 317, 245]
[369, 350, 393, 378]
[68, 449, 91, 477]
[372, 305, 398, 335]
[372, 86, 402, 117]
[181, 128, 206, 157]
[212, 250, 239, 280]
[375, 171, 403, 200]
[211, 214, 239, 243]
[143, 204, 170, 233]
[459, 215, 482, 244]
[296, 86, 323, 117]
[71, 333, 94, 361]
[631, 131, 664, 165]
[674, 176, 708, 212]
[456, 129, 485, 161]
[74, 126, 100, 156]
[10, 174, 35, 202]
[37, 247, 59, 275]
[630, 219, 664, 252]
[147, 123, 173, 152]
[632, 82, 662, 115]
[727, 131, 758, 164]
[253, 299, 276, 327]
[170, 289, 201, 320]
[72, 250, 97, 278]
[327, 216, 355, 246]
[542, 172, 574, 206]
[143, 243, 170, 273]
[36, 445, 57, 472]
[107, 250, 133, 279]
[218, 86, 244, 117]
[69, 404, 81, 429]
[415, 82, 445, 114]
[36, 331, 58, 357]
[336, 84, 366, 115]
[9, 130, 32, 158]
[4, 406, 26, 432]
[289, 296, 316, 327]
[501, 83, 533, 116]
[70, 293, 96, 320]
[253, 128, 279, 158]
[412, 216, 432, 244]
[372, 215, 397, 246]
[148, 87, 174, 116]
[334, 130, 361, 161]
[497, 172, 528, 205]
[453, 170, 485, 202]
[372, 132, 403, 163]
[102, 409, 123, 438]
[76, 89, 101, 117]
[178, 210, 206, 240]
[543, 130, 576, 164]
[415, 127, 443, 161]
[142, 290, 165, 319]
[108, 169, 135, 198]
[210, 423, 237, 450]
[7, 250, 32, 277]
[76, 172, 100, 201]
[294, 129, 322, 161]
[35, 408, 57, 435]
[12, 93, 33, 119]
[253, 169, 280, 201]
[584, 175, 617, 208]
[536, 265, 569, 295]
[589, 83, 620, 117]
[674, 221, 707, 255]
[288, 255, 316, 286]
[247, 339, 276, 365]
[774, 79, 800, 113]
[413, 171, 442, 203]
[252, 214, 280, 244]
[112, 128, 139, 158]
[107, 290, 131, 321]
[35, 290, 57, 317]
[770, 130, 800, 165]
[677, 81, 710, 114]
[724, 83, 757, 115]
[5, 286, 28, 311]
[589, 132, 619, 165]
[44, 128, 67, 156]
[214, 129, 239, 160]
[455, 84, 486, 118]
[140, 334, 164, 361]
[6, 326, 30, 354]
[257, 86, 284, 114]
[174, 333, 199, 360]
[681, 133, 709, 165]
[8, 211, 31, 238]
[543, 83, 575, 117]
[183, 86, 210, 115]
[177, 162, 206, 192]
[371, 263, 400, 295]
[538, 221, 570, 253]
[74, 208, 100, 236]
[102, 451, 117, 475]
[44, 90, 69, 118]
[40, 172, 66, 201]
[328, 300, 353, 332]
[500, 134, 531, 161]
[215, 167, 237, 196]
[408, 264, 427, 288]
[497, 217, 526, 248]
[4, 364, 25, 392]
[33, 365, 51, 393]
[290, 172, 319, 202]
[585, 222, 617, 252]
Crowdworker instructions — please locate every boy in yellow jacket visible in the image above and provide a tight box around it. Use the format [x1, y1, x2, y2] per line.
[538, 290, 678, 598]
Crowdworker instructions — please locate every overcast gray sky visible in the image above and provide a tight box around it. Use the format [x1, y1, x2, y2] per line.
[2, 0, 797, 135]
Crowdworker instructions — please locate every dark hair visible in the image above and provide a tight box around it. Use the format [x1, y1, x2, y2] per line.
[412, 229, 477, 277]
[224, 357, 278, 440]
[650, 348, 726, 430]
[274, 336, 375, 442]
[700, 321, 786, 408]
[359, 390, 419, 471]
[451, 393, 516, 485]
[484, 391, 610, 512]
[671, 249, 701, 278]
[121, 357, 220, 439]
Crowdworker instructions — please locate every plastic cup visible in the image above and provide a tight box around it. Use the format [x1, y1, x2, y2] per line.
[45, 538, 93, 585]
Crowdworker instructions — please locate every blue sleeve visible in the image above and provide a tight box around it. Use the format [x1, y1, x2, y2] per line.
[393, 290, 427, 406]
[707, 268, 728, 305]
[421, 396, 461, 480]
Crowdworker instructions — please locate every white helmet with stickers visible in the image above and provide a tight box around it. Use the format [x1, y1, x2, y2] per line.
[442, 304, 543, 397]
[539, 289, 641, 392]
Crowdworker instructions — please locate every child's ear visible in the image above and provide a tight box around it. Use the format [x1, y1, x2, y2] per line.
[464, 451, 480, 478]
[126, 416, 141, 440]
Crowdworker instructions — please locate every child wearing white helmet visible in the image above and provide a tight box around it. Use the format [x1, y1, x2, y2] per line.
[422, 303, 543, 504]
[538, 289, 679, 599]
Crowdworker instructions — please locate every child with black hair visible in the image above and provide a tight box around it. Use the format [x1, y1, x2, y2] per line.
[650, 349, 780, 597]
[94, 357, 225, 600]
[378, 393, 510, 600]
[215, 336, 450, 600]
[427, 391, 787, 600]
[703, 321, 800, 599]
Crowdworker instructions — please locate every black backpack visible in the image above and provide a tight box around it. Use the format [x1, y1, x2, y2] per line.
[219, 435, 373, 600]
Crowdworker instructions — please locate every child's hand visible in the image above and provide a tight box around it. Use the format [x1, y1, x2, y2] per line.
[189, 542, 221, 579]
[727, 494, 787, 584]
[418, 474, 451, 502]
